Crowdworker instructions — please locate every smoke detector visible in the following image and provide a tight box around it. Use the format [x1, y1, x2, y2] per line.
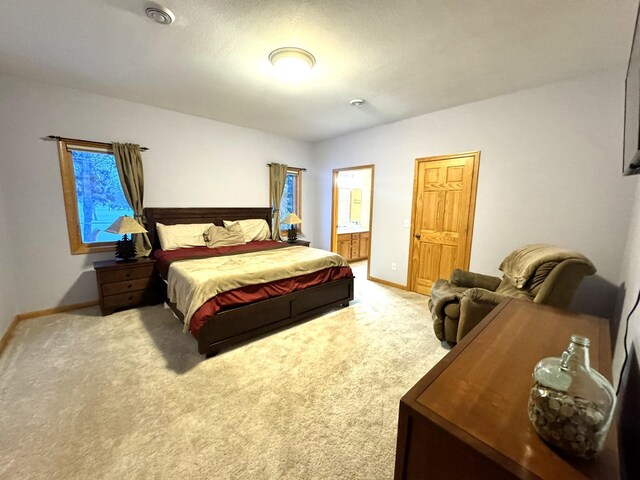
[350, 98, 365, 107]
[145, 4, 175, 25]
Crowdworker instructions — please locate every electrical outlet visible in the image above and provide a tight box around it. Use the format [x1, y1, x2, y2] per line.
[391, 262, 397, 271]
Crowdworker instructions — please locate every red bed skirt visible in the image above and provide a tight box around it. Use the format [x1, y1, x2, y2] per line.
[189, 266, 353, 336]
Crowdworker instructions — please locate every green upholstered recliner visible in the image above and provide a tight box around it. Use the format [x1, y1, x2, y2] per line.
[428, 244, 596, 344]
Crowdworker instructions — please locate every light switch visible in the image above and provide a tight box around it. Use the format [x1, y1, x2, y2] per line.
[403, 219, 410, 228]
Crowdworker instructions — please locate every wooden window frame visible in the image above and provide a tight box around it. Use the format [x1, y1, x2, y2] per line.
[280, 167, 303, 235]
[57, 139, 119, 255]
[269, 167, 303, 235]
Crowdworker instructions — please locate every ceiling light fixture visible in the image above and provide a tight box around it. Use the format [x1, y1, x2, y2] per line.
[145, 4, 175, 25]
[269, 47, 316, 79]
[350, 98, 365, 107]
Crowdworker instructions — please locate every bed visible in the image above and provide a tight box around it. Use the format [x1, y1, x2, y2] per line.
[144, 207, 355, 357]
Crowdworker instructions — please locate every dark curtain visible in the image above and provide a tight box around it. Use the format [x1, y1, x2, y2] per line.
[269, 163, 288, 241]
[112, 143, 152, 256]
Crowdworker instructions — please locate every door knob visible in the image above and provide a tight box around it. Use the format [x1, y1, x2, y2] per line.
[414, 233, 421, 239]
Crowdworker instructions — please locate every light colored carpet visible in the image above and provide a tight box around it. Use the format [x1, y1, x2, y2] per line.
[0, 262, 447, 479]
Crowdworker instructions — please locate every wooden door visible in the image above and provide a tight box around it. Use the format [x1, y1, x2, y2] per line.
[408, 151, 479, 295]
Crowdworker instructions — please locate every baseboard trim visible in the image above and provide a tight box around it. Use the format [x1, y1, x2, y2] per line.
[0, 300, 99, 356]
[367, 275, 407, 291]
[16, 300, 99, 321]
[0, 315, 20, 356]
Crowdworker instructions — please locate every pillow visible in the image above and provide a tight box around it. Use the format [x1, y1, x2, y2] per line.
[156, 222, 212, 251]
[223, 219, 270, 242]
[204, 223, 246, 248]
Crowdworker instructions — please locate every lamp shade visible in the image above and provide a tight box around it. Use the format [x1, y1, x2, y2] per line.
[281, 213, 302, 225]
[105, 215, 147, 235]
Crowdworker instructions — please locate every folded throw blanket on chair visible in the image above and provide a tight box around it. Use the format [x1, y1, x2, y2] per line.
[429, 279, 467, 342]
[430, 279, 467, 322]
[499, 244, 593, 289]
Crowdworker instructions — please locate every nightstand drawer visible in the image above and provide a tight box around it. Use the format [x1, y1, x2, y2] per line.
[98, 264, 154, 283]
[102, 277, 151, 296]
[102, 290, 147, 310]
[94, 258, 158, 316]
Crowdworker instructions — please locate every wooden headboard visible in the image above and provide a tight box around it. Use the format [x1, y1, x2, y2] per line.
[143, 207, 272, 250]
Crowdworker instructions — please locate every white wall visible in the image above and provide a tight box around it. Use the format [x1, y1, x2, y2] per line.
[0, 175, 17, 337]
[313, 69, 635, 317]
[358, 169, 372, 230]
[0, 73, 313, 320]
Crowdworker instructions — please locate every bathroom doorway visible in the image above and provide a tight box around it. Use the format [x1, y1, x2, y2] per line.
[330, 165, 374, 276]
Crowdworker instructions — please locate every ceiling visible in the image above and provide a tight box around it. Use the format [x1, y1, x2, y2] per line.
[0, 0, 637, 142]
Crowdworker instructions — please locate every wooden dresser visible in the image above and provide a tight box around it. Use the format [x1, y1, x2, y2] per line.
[94, 258, 160, 315]
[337, 230, 370, 261]
[394, 299, 619, 479]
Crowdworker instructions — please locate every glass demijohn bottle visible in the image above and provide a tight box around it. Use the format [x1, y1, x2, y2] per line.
[528, 335, 616, 459]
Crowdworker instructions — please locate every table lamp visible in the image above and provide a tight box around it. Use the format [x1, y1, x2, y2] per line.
[105, 215, 147, 261]
[281, 213, 302, 243]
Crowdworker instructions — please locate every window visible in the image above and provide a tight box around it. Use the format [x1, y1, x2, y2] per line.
[57, 139, 133, 254]
[279, 167, 302, 234]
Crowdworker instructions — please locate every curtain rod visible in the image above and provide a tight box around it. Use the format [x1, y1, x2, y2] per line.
[267, 163, 306, 171]
[44, 136, 149, 151]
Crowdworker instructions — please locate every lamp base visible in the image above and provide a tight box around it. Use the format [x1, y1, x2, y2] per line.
[287, 226, 298, 243]
[115, 235, 137, 261]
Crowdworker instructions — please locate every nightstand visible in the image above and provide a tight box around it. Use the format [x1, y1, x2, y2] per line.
[286, 239, 310, 247]
[93, 258, 160, 315]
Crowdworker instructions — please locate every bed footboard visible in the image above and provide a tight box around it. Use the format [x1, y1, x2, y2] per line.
[197, 276, 354, 356]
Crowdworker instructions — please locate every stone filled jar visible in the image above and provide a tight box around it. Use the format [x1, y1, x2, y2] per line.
[527, 335, 616, 459]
